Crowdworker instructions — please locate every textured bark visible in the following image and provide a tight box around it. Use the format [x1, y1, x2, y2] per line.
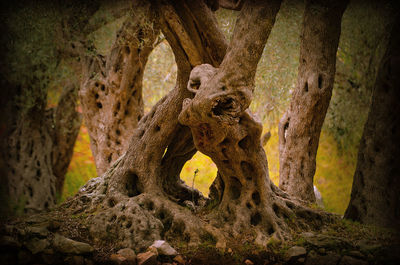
[62, 0, 231, 250]
[80, 2, 159, 175]
[53, 0, 330, 253]
[0, 0, 128, 215]
[179, 0, 297, 243]
[4, 85, 81, 214]
[344, 15, 400, 230]
[278, 0, 348, 202]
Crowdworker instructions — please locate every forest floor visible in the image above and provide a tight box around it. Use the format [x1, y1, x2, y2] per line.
[1, 208, 399, 265]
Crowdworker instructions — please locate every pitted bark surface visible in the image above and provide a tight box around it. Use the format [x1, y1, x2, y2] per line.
[278, 0, 348, 202]
[6, 85, 81, 213]
[80, 1, 160, 175]
[59, 0, 233, 251]
[3, 0, 334, 253]
[177, 0, 331, 244]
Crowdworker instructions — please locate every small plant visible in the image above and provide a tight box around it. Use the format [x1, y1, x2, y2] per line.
[191, 168, 199, 204]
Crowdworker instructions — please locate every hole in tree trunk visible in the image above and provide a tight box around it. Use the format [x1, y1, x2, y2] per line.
[36, 169, 41, 180]
[157, 207, 173, 235]
[108, 198, 116, 208]
[268, 226, 275, 235]
[220, 138, 230, 146]
[304, 82, 308, 92]
[212, 97, 234, 116]
[180, 152, 218, 198]
[145, 200, 154, 210]
[126, 171, 142, 197]
[250, 212, 261, 226]
[241, 161, 255, 180]
[318, 75, 323, 89]
[28, 186, 33, 197]
[138, 130, 145, 139]
[238, 135, 251, 150]
[229, 177, 242, 200]
[252, 191, 261, 205]
[97, 102, 103, 109]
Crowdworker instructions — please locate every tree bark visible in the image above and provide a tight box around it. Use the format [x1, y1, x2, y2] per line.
[0, 0, 132, 215]
[179, 0, 296, 243]
[344, 15, 400, 230]
[80, 1, 160, 175]
[4, 84, 81, 214]
[59, 0, 330, 252]
[278, 0, 348, 202]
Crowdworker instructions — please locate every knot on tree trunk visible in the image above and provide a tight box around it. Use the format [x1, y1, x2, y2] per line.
[179, 63, 252, 127]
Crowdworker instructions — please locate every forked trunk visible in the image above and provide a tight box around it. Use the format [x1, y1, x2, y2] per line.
[344, 15, 400, 230]
[278, 0, 348, 202]
[62, 0, 330, 251]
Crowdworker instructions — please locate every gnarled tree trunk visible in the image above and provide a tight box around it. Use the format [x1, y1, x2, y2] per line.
[80, 1, 159, 175]
[179, 0, 305, 244]
[61, 0, 330, 253]
[278, 0, 348, 202]
[4, 84, 81, 214]
[344, 15, 400, 230]
[64, 0, 230, 251]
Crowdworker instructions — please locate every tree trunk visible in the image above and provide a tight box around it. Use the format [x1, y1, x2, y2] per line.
[4, 84, 81, 214]
[278, 0, 348, 202]
[344, 15, 400, 230]
[63, 0, 231, 250]
[179, 0, 297, 244]
[61, 0, 330, 252]
[0, 0, 129, 215]
[80, 1, 159, 175]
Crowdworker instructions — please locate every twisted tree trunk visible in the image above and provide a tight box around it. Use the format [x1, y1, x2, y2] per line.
[344, 15, 400, 230]
[179, 0, 304, 244]
[278, 0, 348, 202]
[50, 1, 330, 253]
[64, 0, 230, 250]
[80, 2, 160, 175]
